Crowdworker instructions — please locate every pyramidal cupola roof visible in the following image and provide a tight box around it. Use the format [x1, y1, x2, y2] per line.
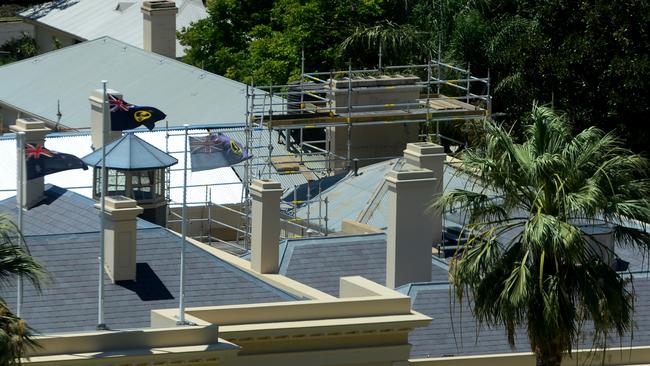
[82, 132, 178, 169]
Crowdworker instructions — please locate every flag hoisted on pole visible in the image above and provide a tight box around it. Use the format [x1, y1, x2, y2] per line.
[15, 131, 25, 317]
[189, 133, 252, 172]
[178, 124, 190, 325]
[97, 80, 109, 330]
[108, 94, 166, 131]
[24, 144, 87, 179]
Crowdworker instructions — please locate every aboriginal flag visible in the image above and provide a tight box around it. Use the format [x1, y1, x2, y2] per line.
[109, 94, 166, 131]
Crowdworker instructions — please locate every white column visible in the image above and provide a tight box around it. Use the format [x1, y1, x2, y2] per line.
[403, 142, 446, 243]
[97, 196, 143, 282]
[10, 118, 51, 209]
[385, 169, 436, 289]
[90, 89, 121, 150]
[141, 0, 178, 58]
[250, 179, 282, 274]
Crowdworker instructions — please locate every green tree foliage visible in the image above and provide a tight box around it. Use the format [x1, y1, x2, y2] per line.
[434, 106, 650, 366]
[452, 0, 650, 154]
[180, 0, 649, 152]
[0, 214, 46, 365]
[179, 0, 393, 85]
[0, 34, 37, 66]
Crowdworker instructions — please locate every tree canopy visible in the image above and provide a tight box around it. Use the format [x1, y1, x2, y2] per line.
[0, 214, 46, 366]
[435, 105, 650, 366]
[179, 0, 650, 153]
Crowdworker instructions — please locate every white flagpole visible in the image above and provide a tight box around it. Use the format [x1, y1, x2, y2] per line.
[16, 131, 25, 317]
[97, 80, 108, 330]
[178, 123, 189, 324]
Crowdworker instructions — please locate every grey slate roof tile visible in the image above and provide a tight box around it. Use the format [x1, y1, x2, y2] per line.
[279, 234, 449, 297]
[0, 185, 298, 334]
[1, 228, 297, 333]
[406, 277, 650, 359]
[278, 231, 650, 359]
[0, 185, 156, 236]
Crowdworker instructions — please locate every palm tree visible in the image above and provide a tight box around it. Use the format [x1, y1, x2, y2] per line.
[435, 106, 650, 366]
[340, 20, 434, 66]
[0, 214, 46, 366]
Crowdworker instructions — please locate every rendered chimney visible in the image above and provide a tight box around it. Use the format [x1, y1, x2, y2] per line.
[89, 89, 121, 150]
[96, 196, 143, 282]
[250, 179, 283, 274]
[141, 0, 178, 58]
[10, 118, 51, 209]
[403, 142, 446, 243]
[385, 169, 436, 289]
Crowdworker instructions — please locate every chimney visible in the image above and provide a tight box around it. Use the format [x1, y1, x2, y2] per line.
[90, 89, 121, 150]
[97, 196, 143, 282]
[403, 142, 446, 243]
[141, 0, 178, 58]
[10, 118, 51, 209]
[385, 169, 436, 289]
[250, 179, 282, 274]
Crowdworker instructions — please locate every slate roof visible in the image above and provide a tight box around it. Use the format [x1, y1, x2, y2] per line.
[0, 186, 298, 334]
[277, 234, 450, 297]
[0, 185, 157, 235]
[19, 0, 207, 58]
[0, 37, 262, 129]
[404, 276, 650, 358]
[276, 230, 650, 358]
[82, 133, 178, 169]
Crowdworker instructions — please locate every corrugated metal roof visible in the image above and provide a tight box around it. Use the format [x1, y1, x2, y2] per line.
[82, 132, 178, 169]
[294, 158, 400, 231]
[0, 37, 258, 129]
[20, 0, 206, 57]
[292, 159, 472, 232]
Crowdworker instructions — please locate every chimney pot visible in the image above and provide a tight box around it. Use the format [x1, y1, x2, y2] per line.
[90, 89, 122, 150]
[10, 118, 51, 209]
[385, 168, 436, 289]
[403, 142, 446, 243]
[250, 179, 283, 274]
[95, 196, 143, 282]
[141, 0, 178, 58]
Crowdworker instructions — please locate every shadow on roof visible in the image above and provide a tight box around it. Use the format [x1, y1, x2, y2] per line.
[116, 263, 174, 301]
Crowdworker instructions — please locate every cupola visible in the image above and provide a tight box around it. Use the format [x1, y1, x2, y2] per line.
[82, 133, 177, 226]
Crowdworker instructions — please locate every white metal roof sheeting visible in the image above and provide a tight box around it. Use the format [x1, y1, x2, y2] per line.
[0, 129, 243, 205]
[20, 0, 206, 58]
[0, 37, 253, 129]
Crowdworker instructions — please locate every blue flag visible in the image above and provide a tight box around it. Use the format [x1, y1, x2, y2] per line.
[189, 133, 252, 172]
[109, 94, 166, 131]
[25, 143, 88, 180]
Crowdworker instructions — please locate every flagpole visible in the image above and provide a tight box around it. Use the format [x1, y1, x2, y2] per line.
[16, 131, 25, 317]
[178, 123, 189, 325]
[97, 80, 108, 330]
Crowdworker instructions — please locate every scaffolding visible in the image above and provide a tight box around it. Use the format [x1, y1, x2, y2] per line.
[162, 59, 490, 254]
[162, 125, 330, 254]
[236, 59, 490, 237]
[246, 60, 490, 167]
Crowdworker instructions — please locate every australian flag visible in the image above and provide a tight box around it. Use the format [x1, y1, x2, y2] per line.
[189, 133, 252, 172]
[25, 143, 88, 180]
[109, 94, 166, 131]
